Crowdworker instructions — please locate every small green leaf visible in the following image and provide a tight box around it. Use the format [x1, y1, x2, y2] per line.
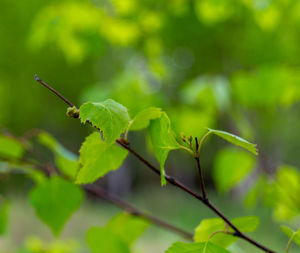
[29, 176, 83, 236]
[76, 132, 128, 184]
[0, 200, 9, 235]
[149, 112, 184, 186]
[166, 241, 230, 253]
[232, 216, 259, 232]
[0, 135, 24, 159]
[106, 212, 149, 245]
[79, 99, 130, 144]
[281, 225, 300, 246]
[213, 147, 256, 193]
[38, 132, 79, 179]
[87, 227, 130, 253]
[194, 216, 259, 248]
[208, 129, 258, 155]
[194, 218, 236, 247]
[129, 107, 162, 131]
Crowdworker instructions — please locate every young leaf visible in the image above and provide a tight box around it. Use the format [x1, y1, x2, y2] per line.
[166, 241, 230, 253]
[79, 99, 130, 144]
[194, 218, 236, 248]
[38, 132, 79, 179]
[129, 107, 162, 131]
[213, 147, 256, 193]
[207, 129, 258, 155]
[194, 216, 259, 248]
[76, 132, 128, 184]
[29, 176, 83, 236]
[87, 227, 130, 253]
[149, 112, 184, 186]
[0, 135, 24, 159]
[106, 212, 149, 245]
[281, 225, 300, 246]
[0, 200, 9, 235]
[232, 216, 259, 232]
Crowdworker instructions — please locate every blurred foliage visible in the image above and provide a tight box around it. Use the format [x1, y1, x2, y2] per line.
[2, 0, 300, 251]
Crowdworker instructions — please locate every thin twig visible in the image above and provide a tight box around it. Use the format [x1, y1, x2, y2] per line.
[195, 156, 207, 201]
[195, 137, 207, 201]
[35, 75, 75, 108]
[34, 76, 276, 253]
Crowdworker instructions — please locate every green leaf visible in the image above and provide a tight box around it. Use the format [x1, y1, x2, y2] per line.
[194, 218, 236, 248]
[0, 135, 24, 159]
[76, 132, 128, 184]
[213, 147, 256, 193]
[166, 241, 230, 253]
[38, 132, 79, 179]
[87, 227, 130, 253]
[281, 225, 300, 246]
[207, 129, 258, 155]
[129, 107, 162, 131]
[232, 216, 259, 232]
[194, 216, 259, 248]
[29, 176, 83, 236]
[0, 200, 9, 235]
[149, 112, 184, 186]
[106, 212, 149, 245]
[79, 99, 130, 144]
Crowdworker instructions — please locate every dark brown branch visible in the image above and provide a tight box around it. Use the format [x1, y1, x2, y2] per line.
[117, 140, 275, 253]
[34, 76, 276, 253]
[85, 184, 193, 240]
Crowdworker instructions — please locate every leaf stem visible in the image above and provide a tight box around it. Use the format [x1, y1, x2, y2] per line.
[286, 233, 296, 253]
[198, 130, 212, 156]
[34, 76, 276, 253]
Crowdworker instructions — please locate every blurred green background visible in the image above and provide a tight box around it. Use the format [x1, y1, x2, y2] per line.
[1, 0, 300, 252]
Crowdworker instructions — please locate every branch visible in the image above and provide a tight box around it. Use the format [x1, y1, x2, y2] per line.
[34, 76, 276, 253]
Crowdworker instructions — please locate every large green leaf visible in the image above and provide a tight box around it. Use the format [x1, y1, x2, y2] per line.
[213, 147, 256, 193]
[38, 132, 79, 179]
[166, 241, 229, 253]
[106, 212, 149, 245]
[29, 176, 83, 236]
[207, 129, 258, 155]
[149, 112, 184, 185]
[281, 225, 300, 246]
[194, 216, 259, 248]
[129, 107, 162, 131]
[0, 200, 9, 235]
[87, 227, 130, 253]
[79, 99, 130, 144]
[76, 132, 128, 184]
[0, 135, 24, 159]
